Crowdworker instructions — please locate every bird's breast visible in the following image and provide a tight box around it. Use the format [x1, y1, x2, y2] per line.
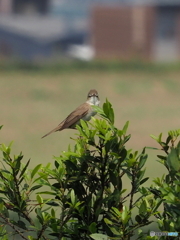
[82, 109, 96, 121]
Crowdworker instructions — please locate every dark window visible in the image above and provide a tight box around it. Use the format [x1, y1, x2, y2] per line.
[156, 6, 180, 39]
[12, 0, 49, 15]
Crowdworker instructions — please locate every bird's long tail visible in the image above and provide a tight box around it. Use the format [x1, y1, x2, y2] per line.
[41, 126, 61, 138]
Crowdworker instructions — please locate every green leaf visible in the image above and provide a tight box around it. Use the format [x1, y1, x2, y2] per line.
[30, 185, 42, 192]
[150, 134, 158, 141]
[137, 169, 146, 181]
[31, 164, 42, 179]
[111, 207, 121, 218]
[166, 135, 172, 145]
[153, 199, 163, 212]
[109, 170, 117, 187]
[145, 147, 159, 150]
[90, 233, 108, 240]
[158, 133, 162, 143]
[70, 189, 75, 205]
[135, 214, 142, 223]
[19, 159, 30, 179]
[123, 134, 131, 144]
[80, 119, 89, 137]
[51, 208, 56, 218]
[122, 206, 130, 225]
[103, 99, 114, 124]
[13, 155, 23, 177]
[139, 200, 147, 215]
[35, 208, 43, 224]
[7, 141, 13, 154]
[140, 177, 149, 185]
[92, 105, 104, 116]
[104, 218, 113, 225]
[138, 153, 148, 169]
[28, 236, 35, 240]
[0, 190, 8, 194]
[167, 147, 180, 171]
[36, 194, 43, 205]
[89, 222, 97, 233]
[46, 201, 60, 206]
[17, 220, 27, 230]
[76, 125, 88, 138]
[108, 227, 121, 235]
[157, 155, 167, 160]
[38, 191, 56, 196]
[122, 121, 129, 135]
[54, 160, 59, 169]
[168, 129, 180, 138]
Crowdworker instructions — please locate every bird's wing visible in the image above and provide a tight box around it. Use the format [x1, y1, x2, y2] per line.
[42, 103, 90, 138]
[59, 102, 90, 130]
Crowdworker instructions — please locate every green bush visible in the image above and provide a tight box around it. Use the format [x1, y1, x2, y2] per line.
[0, 101, 179, 240]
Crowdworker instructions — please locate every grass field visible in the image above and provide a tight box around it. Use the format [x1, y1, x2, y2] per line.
[0, 61, 180, 183]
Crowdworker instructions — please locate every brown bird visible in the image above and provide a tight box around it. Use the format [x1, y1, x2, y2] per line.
[42, 89, 100, 138]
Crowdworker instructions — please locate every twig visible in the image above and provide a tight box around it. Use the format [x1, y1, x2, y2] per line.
[37, 224, 48, 240]
[129, 169, 136, 210]
[121, 191, 131, 202]
[0, 213, 28, 240]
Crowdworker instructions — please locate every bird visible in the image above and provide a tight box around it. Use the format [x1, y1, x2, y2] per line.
[42, 89, 100, 138]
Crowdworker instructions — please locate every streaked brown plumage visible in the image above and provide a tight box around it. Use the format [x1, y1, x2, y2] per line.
[42, 89, 100, 138]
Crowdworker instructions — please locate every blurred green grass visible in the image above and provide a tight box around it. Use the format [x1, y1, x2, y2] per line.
[0, 60, 179, 183]
[1, 59, 180, 73]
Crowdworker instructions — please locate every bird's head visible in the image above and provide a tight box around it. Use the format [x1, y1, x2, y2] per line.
[86, 89, 100, 106]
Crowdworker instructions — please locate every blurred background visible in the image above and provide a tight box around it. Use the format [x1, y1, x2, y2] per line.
[0, 0, 180, 183]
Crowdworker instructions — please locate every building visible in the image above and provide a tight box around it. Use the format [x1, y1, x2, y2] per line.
[91, 1, 180, 61]
[0, 0, 49, 15]
[1, 0, 180, 61]
[0, 0, 90, 60]
[0, 15, 87, 61]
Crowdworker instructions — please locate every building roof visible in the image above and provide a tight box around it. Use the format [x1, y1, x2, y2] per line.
[129, 0, 180, 5]
[0, 15, 86, 44]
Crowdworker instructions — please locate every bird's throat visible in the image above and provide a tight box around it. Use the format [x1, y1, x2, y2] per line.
[87, 96, 100, 106]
